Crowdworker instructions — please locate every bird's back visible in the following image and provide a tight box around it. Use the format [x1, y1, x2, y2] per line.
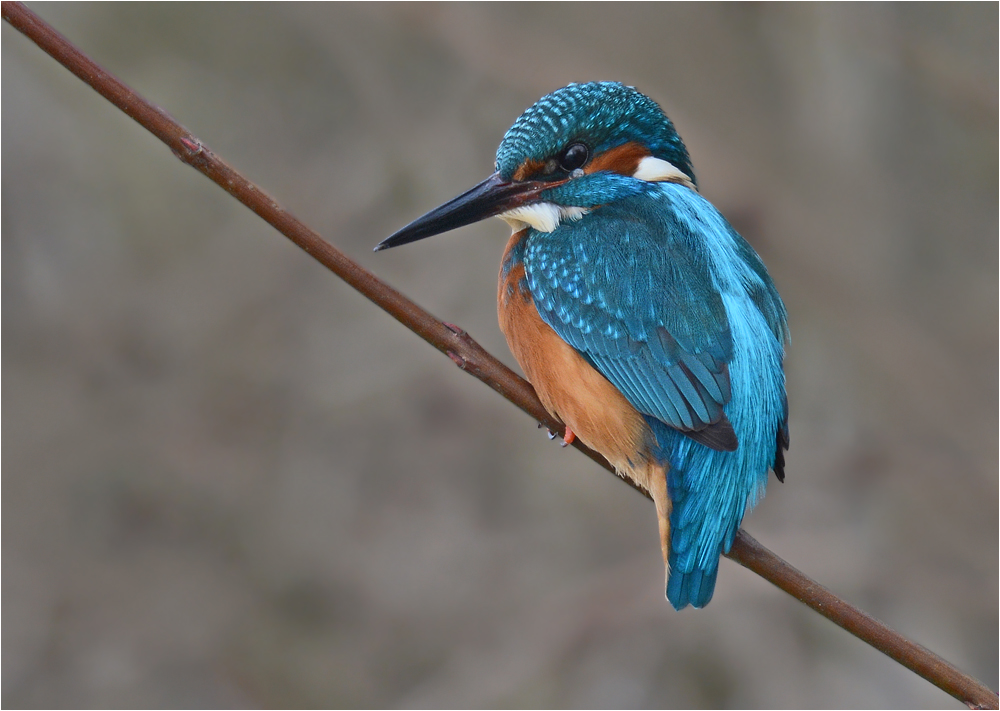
[510, 182, 788, 608]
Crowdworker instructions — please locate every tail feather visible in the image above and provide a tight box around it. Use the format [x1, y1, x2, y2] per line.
[644, 366, 779, 611]
[666, 564, 719, 610]
[664, 452, 725, 610]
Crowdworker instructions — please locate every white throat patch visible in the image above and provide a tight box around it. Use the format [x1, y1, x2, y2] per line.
[499, 203, 589, 233]
[497, 156, 691, 234]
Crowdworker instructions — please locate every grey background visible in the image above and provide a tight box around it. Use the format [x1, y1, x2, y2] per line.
[3, 3, 997, 708]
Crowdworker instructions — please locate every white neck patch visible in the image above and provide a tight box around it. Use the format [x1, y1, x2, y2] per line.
[633, 156, 696, 189]
[499, 203, 589, 233]
[496, 157, 691, 234]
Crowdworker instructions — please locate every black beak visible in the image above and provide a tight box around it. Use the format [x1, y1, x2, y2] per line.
[374, 172, 550, 252]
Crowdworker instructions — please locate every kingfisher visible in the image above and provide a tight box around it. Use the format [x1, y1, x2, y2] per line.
[375, 82, 788, 609]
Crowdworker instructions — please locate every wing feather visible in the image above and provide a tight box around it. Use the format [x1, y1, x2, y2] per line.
[524, 193, 737, 449]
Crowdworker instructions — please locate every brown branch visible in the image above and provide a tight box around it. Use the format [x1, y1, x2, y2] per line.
[3, 3, 995, 708]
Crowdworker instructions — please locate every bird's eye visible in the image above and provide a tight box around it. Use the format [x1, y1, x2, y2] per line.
[559, 142, 589, 172]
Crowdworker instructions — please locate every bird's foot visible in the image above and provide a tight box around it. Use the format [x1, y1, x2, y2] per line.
[540, 424, 575, 446]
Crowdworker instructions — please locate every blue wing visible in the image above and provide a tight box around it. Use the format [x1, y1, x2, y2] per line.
[525, 183, 789, 610]
[524, 191, 737, 450]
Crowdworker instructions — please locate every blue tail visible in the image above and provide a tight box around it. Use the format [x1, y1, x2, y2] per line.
[666, 563, 719, 609]
[664, 453, 730, 609]
[643, 285, 787, 611]
[646, 415, 773, 611]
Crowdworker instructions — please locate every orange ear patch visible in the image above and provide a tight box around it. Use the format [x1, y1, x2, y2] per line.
[585, 141, 651, 176]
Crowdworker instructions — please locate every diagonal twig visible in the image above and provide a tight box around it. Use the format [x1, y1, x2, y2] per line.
[3, 3, 995, 708]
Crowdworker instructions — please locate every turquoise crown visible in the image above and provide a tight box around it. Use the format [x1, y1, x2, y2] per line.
[495, 82, 696, 185]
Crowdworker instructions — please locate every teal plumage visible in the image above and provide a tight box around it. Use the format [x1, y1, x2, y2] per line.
[521, 181, 787, 608]
[497, 82, 696, 185]
[377, 82, 789, 609]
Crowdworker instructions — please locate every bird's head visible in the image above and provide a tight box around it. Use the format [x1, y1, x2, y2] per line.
[375, 82, 695, 251]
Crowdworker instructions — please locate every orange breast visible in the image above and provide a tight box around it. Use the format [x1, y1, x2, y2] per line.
[497, 230, 656, 489]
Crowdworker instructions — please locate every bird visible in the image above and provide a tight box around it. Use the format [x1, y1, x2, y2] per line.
[375, 82, 788, 610]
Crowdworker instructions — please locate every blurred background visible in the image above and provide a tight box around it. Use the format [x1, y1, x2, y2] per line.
[3, 4, 997, 708]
